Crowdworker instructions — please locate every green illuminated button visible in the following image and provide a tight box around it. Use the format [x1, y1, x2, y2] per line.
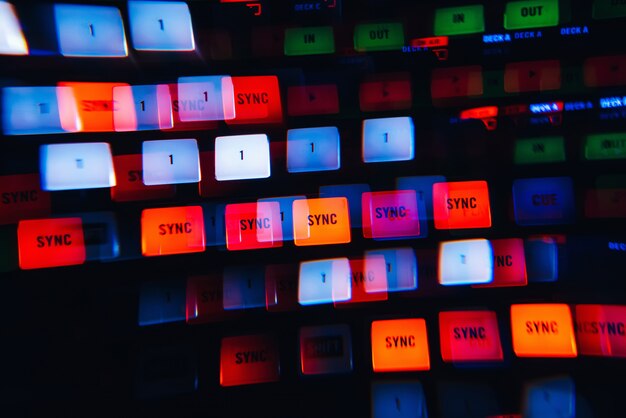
[593, 0, 626, 19]
[504, 0, 559, 29]
[434, 5, 485, 36]
[585, 132, 626, 160]
[514, 136, 565, 164]
[284, 26, 335, 56]
[354, 22, 405, 52]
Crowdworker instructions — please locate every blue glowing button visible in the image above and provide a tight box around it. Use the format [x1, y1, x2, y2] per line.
[215, 134, 271, 181]
[299, 324, 353, 375]
[371, 380, 428, 418]
[176, 75, 235, 122]
[128, 1, 195, 51]
[40, 142, 116, 191]
[522, 376, 575, 418]
[512, 177, 575, 225]
[113, 84, 173, 131]
[137, 279, 186, 326]
[319, 183, 370, 228]
[525, 236, 558, 282]
[438, 239, 493, 285]
[201, 202, 226, 247]
[2, 86, 80, 135]
[258, 195, 306, 241]
[364, 247, 417, 292]
[298, 257, 351, 306]
[287, 126, 340, 173]
[362, 116, 414, 163]
[142, 139, 200, 185]
[0, 1, 28, 55]
[54, 4, 128, 57]
[223, 265, 266, 310]
[396, 175, 446, 221]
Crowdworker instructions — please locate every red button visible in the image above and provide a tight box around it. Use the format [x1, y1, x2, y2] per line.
[0, 174, 51, 225]
[584, 55, 626, 87]
[575, 304, 626, 358]
[439, 310, 504, 362]
[473, 238, 527, 288]
[504, 60, 561, 93]
[334, 258, 388, 307]
[359, 72, 412, 112]
[225, 201, 283, 250]
[226, 76, 283, 125]
[287, 84, 339, 116]
[265, 263, 300, 312]
[220, 334, 280, 386]
[186, 275, 239, 324]
[431, 65, 483, 99]
[110, 154, 176, 202]
[433, 180, 492, 229]
[18, 217, 86, 270]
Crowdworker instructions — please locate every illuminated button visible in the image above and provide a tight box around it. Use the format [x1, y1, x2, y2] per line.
[525, 236, 558, 282]
[584, 55, 626, 87]
[431, 66, 483, 100]
[54, 4, 128, 57]
[215, 134, 271, 181]
[298, 257, 351, 305]
[371, 318, 430, 372]
[584, 132, 626, 160]
[40, 142, 116, 191]
[142, 138, 200, 185]
[474, 238, 527, 288]
[522, 376, 575, 418]
[287, 126, 340, 173]
[300, 324, 353, 375]
[2, 86, 80, 135]
[362, 116, 414, 163]
[225, 201, 283, 250]
[503, 0, 559, 30]
[223, 265, 266, 310]
[433, 180, 492, 229]
[0, 1, 28, 55]
[110, 154, 176, 202]
[364, 247, 417, 292]
[576, 304, 626, 357]
[0, 174, 51, 225]
[265, 263, 299, 312]
[258, 195, 305, 241]
[362, 190, 420, 239]
[319, 183, 370, 228]
[227, 75, 283, 125]
[593, 0, 626, 19]
[287, 84, 339, 116]
[504, 60, 561, 93]
[293, 197, 351, 246]
[396, 175, 447, 220]
[512, 177, 575, 225]
[439, 310, 503, 362]
[176, 75, 235, 122]
[127, 1, 195, 51]
[510, 303, 577, 357]
[220, 334, 280, 387]
[140, 205, 205, 256]
[334, 257, 388, 307]
[58, 82, 129, 132]
[113, 84, 173, 131]
[359, 72, 412, 112]
[137, 279, 186, 326]
[186, 275, 236, 324]
[438, 239, 493, 285]
[371, 380, 428, 418]
[17, 217, 85, 270]
[514, 136, 565, 164]
[284, 26, 334, 56]
[354, 22, 404, 52]
[434, 5, 485, 36]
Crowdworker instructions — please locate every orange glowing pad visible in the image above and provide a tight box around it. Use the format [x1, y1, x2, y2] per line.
[510, 303, 577, 358]
[18, 217, 85, 270]
[433, 180, 492, 229]
[293, 197, 351, 246]
[439, 310, 503, 362]
[227, 75, 283, 125]
[141, 205, 205, 256]
[371, 318, 430, 372]
[575, 304, 626, 358]
[220, 334, 280, 386]
[225, 201, 283, 250]
[0, 174, 51, 225]
[57, 81, 129, 132]
[110, 154, 176, 202]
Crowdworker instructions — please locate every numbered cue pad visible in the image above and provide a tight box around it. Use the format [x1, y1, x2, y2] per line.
[215, 134, 271, 181]
[362, 116, 415, 163]
[142, 138, 201, 185]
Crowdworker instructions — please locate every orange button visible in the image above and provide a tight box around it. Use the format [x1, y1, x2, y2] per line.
[433, 180, 492, 229]
[359, 72, 412, 112]
[18, 217, 86, 270]
[220, 334, 280, 386]
[226, 75, 283, 125]
[473, 238, 527, 288]
[439, 310, 503, 362]
[371, 318, 430, 372]
[111, 154, 176, 202]
[293, 197, 351, 246]
[510, 303, 577, 358]
[58, 81, 129, 132]
[431, 65, 483, 100]
[0, 174, 51, 225]
[575, 304, 626, 358]
[141, 205, 205, 256]
[225, 201, 283, 250]
[334, 258, 388, 308]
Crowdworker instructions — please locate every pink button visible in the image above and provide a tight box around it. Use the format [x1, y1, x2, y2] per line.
[575, 304, 626, 358]
[362, 190, 420, 239]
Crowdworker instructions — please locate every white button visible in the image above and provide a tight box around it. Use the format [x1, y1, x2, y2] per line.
[298, 257, 351, 306]
[215, 134, 271, 181]
[142, 138, 200, 185]
[362, 116, 414, 163]
[0, 1, 28, 55]
[113, 84, 172, 131]
[438, 239, 493, 285]
[177, 76, 235, 122]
